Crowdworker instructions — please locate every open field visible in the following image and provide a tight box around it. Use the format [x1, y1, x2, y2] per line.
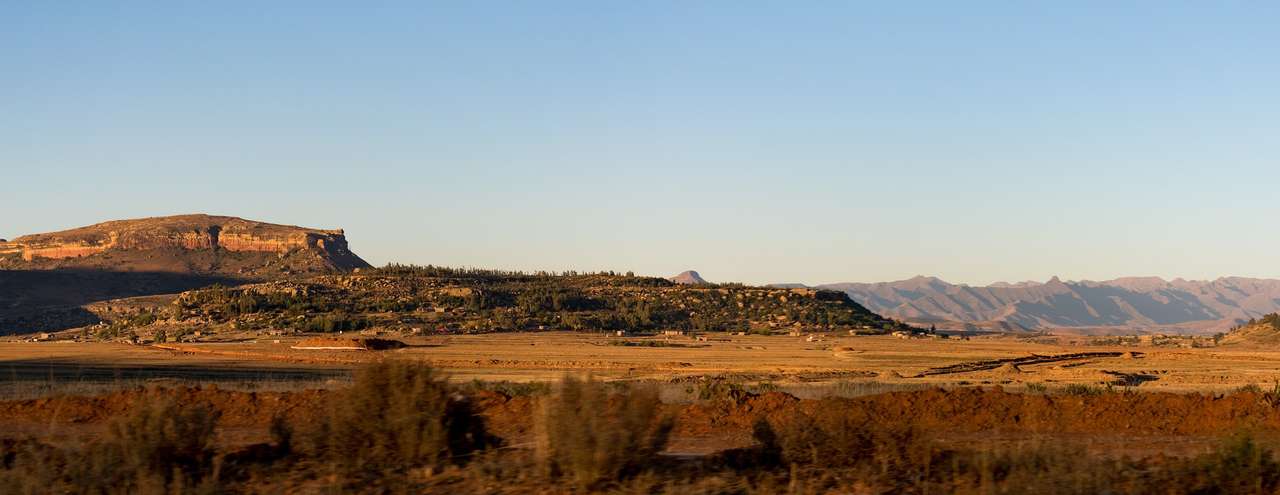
[4, 332, 1278, 393]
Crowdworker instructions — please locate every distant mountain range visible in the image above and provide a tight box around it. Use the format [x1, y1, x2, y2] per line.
[779, 276, 1280, 334]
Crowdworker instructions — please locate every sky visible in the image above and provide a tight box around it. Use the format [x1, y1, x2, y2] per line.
[3, 2, 1278, 286]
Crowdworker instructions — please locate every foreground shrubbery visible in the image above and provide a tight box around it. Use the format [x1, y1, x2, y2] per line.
[300, 361, 495, 489]
[535, 376, 674, 489]
[10, 366, 1280, 493]
[0, 394, 222, 494]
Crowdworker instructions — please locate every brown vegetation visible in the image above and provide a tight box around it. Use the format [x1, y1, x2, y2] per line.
[7, 362, 1280, 493]
[534, 376, 673, 489]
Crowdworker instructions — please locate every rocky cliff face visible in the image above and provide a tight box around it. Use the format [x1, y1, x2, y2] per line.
[0, 214, 370, 274]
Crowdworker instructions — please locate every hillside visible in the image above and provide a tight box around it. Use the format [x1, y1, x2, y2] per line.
[811, 276, 1280, 333]
[100, 265, 914, 340]
[0, 214, 369, 333]
[1220, 314, 1280, 346]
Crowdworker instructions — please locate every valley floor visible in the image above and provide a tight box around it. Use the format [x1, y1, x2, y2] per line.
[2, 332, 1277, 393]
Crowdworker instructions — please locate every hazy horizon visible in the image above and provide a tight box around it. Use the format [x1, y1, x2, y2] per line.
[5, 2, 1279, 286]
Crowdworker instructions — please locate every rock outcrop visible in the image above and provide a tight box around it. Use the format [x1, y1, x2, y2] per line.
[0, 214, 373, 334]
[0, 214, 370, 275]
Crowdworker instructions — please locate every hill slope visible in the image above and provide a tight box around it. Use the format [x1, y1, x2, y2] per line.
[814, 276, 1280, 333]
[114, 266, 916, 339]
[1220, 314, 1280, 346]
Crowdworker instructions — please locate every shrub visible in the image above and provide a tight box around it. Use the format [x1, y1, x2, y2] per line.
[305, 361, 493, 484]
[456, 379, 552, 397]
[1236, 383, 1263, 395]
[1179, 433, 1280, 493]
[535, 376, 674, 490]
[1061, 383, 1104, 396]
[751, 401, 943, 489]
[0, 440, 68, 495]
[12, 394, 225, 494]
[94, 394, 222, 490]
[695, 379, 748, 402]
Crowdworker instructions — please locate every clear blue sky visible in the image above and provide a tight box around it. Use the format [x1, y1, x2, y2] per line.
[3, 2, 1278, 285]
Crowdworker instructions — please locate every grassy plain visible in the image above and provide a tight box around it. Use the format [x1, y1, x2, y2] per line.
[3, 332, 1274, 393]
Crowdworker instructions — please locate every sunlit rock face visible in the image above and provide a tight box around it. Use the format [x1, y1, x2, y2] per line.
[0, 214, 369, 273]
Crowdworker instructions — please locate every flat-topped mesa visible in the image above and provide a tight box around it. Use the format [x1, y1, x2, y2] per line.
[0, 214, 369, 273]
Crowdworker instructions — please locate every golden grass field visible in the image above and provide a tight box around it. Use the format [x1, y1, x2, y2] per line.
[4, 332, 1278, 394]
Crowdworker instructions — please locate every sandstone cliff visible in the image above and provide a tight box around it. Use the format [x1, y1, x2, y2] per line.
[0, 214, 370, 276]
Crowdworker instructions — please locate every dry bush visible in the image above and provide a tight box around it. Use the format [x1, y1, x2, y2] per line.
[304, 360, 493, 483]
[940, 443, 1117, 495]
[0, 393, 222, 495]
[749, 412, 1280, 495]
[0, 440, 66, 495]
[100, 395, 222, 489]
[758, 405, 936, 473]
[1173, 433, 1280, 494]
[535, 376, 674, 490]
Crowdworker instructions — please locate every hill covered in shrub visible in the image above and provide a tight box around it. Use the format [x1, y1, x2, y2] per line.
[165, 264, 912, 335]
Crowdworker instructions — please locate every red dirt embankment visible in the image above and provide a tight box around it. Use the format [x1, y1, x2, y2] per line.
[4, 387, 1280, 447]
[0, 387, 330, 427]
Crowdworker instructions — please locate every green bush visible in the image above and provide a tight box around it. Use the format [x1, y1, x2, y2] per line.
[1061, 383, 1104, 396]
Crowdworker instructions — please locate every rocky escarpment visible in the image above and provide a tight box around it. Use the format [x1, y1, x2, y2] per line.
[1, 215, 372, 334]
[0, 214, 369, 275]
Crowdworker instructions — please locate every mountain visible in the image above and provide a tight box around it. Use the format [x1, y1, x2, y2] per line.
[813, 276, 1280, 334]
[0, 214, 369, 276]
[669, 270, 709, 285]
[0, 214, 369, 333]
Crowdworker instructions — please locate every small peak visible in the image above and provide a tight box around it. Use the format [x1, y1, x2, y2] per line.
[669, 270, 709, 285]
